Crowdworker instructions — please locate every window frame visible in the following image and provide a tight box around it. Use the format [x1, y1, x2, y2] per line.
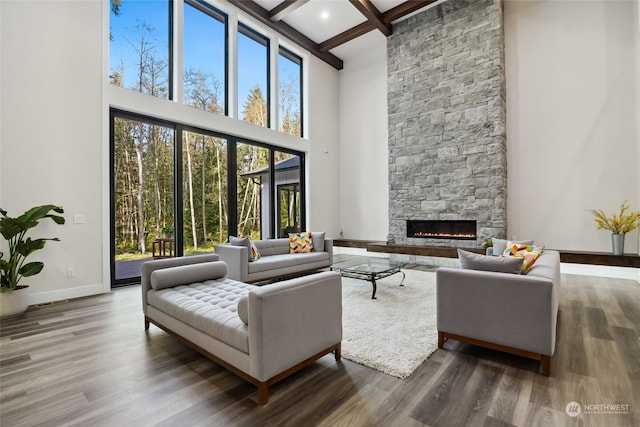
[237, 22, 271, 129]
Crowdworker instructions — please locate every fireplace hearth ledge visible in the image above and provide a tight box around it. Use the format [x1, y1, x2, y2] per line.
[332, 240, 640, 268]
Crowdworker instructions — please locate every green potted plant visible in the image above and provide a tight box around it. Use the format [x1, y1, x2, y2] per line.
[588, 200, 640, 255]
[0, 205, 65, 318]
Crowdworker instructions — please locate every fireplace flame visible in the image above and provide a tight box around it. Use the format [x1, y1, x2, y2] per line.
[411, 232, 476, 238]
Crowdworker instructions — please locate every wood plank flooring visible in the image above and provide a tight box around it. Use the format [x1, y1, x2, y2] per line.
[1, 270, 638, 426]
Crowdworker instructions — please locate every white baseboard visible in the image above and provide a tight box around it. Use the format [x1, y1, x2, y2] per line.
[560, 263, 640, 282]
[29, 283, 108, 306]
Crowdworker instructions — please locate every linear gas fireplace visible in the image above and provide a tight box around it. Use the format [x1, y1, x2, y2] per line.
[406, 220, 477, 240]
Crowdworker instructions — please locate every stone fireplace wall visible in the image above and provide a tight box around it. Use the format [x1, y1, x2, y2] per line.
[387, 0, 507, 248]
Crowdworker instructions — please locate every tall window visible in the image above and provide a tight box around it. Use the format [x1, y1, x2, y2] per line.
[183, 1, 227, 114]
[109, 0, 171, 99]
[236, 143, 269, 239]
[182, 131, 228, 252]
[112, 114, 175, 283]
[111, 111, 304, 286]
[278, 48, 302, 137]
[109, 1, 305, 139]
[238, 24, 269, 128]
[275, 151, 302, 237]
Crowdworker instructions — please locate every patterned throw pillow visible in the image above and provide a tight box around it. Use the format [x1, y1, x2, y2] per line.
[491, 238, 534, 256]
[289, 231, 314, 253]
[250, 240, 261, 261]
[502, 241, 545, 273]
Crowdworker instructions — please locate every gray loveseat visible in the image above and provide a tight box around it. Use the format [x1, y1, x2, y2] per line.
[142, 254, 343, 404]
[215, 237, 333, 282]
[436, 249, 561, 375]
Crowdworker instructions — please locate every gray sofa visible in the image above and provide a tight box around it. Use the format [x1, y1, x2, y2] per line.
[436, 250, 561, 375]
[141, 254, 343, 404]
[215, 237, 333, 282]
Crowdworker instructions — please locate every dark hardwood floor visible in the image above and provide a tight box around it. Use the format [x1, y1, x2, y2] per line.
[1, 265, 638, 426]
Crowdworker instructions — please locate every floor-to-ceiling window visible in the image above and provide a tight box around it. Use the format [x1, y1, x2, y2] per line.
[109, 1, 307, 286]
[236, 142, 270, 239]
[274, 151, 302, 237]
[111, 111, 304, 286]
[111, 112, 175, 284]
[181, 130, 228, 254]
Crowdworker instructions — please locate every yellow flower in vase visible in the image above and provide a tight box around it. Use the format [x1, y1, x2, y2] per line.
[588, 200, 640, 255]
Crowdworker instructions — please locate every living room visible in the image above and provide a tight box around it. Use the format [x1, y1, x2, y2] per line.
[1, 0, 639, 302]
[1, 0, 639, 425]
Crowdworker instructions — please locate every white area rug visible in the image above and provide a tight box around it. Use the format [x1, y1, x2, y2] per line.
[341, 269, 439, 379]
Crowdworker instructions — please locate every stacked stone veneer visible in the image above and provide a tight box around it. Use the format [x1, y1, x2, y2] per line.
[387, 0, 506, 248]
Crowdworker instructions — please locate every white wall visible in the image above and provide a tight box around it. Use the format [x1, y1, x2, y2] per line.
[1, 0, 105, 303]
[0, 0, 341, 304]
[337, 33, 389, 241]
[306, 55, 341, 237]
[504, 0, 639, 253]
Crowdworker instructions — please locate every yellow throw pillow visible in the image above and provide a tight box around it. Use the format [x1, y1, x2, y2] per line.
[502, 241, 545, 273]
[289, 231, 314, 253]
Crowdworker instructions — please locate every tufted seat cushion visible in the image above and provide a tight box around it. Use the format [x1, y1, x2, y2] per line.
[147, 278, 257, 353]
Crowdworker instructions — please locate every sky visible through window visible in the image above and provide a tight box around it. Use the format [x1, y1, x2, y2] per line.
[110, 0, 170, 97]
[184, 2, 225, 113]
[110, 0, 299, 125]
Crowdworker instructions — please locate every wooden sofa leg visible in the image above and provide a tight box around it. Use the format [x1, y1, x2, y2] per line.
[334, 343, 342, 361]
[438, 331, 445, 348]
[258, 383, 269, 405]
[541, 355, 551, 376]
[144, 317, 150, 330]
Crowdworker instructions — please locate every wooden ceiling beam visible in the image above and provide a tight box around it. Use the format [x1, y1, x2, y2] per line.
[224, 1, 439, 69]
[319, 0, 438, 53]
[380, 0, 440, 23]
[268, 0, 309, 22]
[317, 21, 375, 53]
[349, 0, 391, 36]
[226, 0, 343, 70]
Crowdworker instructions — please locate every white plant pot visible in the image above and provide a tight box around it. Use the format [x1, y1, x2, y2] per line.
[0, 286, 30, 319]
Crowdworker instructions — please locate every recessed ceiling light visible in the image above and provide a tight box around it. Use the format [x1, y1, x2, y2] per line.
[320, 10, 329, 20]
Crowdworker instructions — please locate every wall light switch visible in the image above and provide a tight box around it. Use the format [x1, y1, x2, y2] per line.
[73, 214, 85, 224]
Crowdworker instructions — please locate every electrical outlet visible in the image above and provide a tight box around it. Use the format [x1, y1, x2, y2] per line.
[66, 268, 76, 278]
[73, 214, 85, 224]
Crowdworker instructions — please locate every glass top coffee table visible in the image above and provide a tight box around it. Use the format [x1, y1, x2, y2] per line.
[331, 258, 405, 299]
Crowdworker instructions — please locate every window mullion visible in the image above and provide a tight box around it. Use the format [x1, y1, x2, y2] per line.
[270, 37, 279, 132]
[228, 14, 238, 120]
[174, 0, 184, 105]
